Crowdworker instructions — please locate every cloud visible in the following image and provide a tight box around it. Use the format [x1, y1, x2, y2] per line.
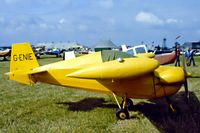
[0, 15, 50, 34]
[39, 23, 48, 29]
[135, 11, 183, 26]
[99, 0, 114, 9]
[0, 17, 5, 23]
[108, 18, 116, 25]
[3, 0, 71, 5]
[135, 11, 164, 25]
[59, 18, 66, 24]
[166, 18, 182, 24]
[197, 30, 200, 35]
[166, 18, 178, 24]
[3, 0, 17, 4]
[77, 24, 88, 31]
[0, 0, 199, 46]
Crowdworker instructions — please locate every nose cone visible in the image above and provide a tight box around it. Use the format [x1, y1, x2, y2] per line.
[67, 57, 159, 79]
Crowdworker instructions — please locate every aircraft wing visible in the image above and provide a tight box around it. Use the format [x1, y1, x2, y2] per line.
[66, 57, 159, 79]
[154, 66, 184, 84]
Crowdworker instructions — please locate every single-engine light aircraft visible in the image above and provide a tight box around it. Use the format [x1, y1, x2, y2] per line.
[6, 42, 192, 120]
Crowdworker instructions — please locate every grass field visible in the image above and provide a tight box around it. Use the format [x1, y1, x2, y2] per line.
[1, 56, 200, 133]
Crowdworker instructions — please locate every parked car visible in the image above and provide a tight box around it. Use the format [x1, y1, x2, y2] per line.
[195, 50, 200, 56]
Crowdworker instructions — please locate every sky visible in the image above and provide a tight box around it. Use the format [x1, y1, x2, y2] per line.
[0, 0, 200, 47]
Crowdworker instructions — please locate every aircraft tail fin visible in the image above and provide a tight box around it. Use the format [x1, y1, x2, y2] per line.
[8, 42, 39, 85]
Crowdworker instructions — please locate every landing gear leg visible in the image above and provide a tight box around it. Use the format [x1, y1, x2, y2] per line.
[113, 93, 130, 120]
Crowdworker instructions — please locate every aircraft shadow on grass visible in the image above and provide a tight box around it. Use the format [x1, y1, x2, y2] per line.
[56, 98, 117, 111]
[131, 91, 200, 133]
[57, 91, 200, 133]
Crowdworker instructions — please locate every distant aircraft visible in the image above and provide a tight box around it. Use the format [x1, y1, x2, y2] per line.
[33, 44, 65, 58]
[0, 46, 11, 61]
[32, 45, 45, 59]
[45, 48, 65, 57]
[6, 42, 197, 120]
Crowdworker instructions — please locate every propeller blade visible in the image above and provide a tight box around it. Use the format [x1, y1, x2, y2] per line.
[184, 78, 189, 100]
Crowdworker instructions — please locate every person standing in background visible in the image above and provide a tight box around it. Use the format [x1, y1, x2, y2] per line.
[175, 43, 181, 67]
[185, 48, 196, 66]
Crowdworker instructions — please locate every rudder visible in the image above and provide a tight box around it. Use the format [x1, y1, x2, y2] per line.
[9, 42, 39, 85]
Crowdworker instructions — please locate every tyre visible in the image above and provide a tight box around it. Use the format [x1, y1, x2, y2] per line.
[116, 108, 129, 120]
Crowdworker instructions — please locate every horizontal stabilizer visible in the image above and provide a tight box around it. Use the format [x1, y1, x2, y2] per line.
[8, 70, 36, 85]
[28, 69, 47, 75]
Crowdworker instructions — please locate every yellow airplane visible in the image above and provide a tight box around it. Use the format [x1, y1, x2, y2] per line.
[6, 42, 191, 120]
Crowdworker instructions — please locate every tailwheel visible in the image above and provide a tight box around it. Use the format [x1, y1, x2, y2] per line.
[116, 108, 129, 120]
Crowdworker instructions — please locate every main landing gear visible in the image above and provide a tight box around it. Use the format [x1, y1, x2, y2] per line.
[113, 93, 134, 120]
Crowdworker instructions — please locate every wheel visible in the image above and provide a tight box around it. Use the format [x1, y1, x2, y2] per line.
[116, 108, 129, 120]
[168, 103, 180, 116]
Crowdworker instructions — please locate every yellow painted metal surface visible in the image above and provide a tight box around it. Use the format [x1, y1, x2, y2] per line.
[10, 43, 39, 71]
[66, 58, 159, 79]
[135, 53, 155, 58]
[154, 66, 185, 84]
[9, 43, 39, 85]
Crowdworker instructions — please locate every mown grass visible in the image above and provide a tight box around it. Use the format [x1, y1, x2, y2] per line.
[0, 55, 200, 133]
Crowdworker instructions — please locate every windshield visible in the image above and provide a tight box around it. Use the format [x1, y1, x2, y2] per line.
[135, 47, 146, 54]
